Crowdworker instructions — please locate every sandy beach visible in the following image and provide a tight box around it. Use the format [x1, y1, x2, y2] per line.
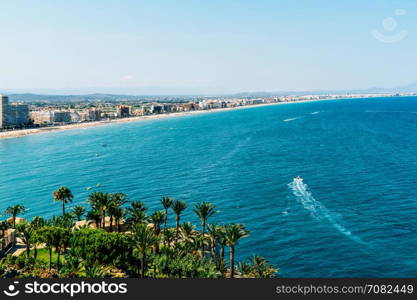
[0, 99, 325, 140]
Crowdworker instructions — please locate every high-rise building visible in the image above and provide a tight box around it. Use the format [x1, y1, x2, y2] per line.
[0, 95, 30, 129]
[0, 95, 7, 128]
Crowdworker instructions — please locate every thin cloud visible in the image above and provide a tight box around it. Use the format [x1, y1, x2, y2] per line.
[119, 75, 134, 81]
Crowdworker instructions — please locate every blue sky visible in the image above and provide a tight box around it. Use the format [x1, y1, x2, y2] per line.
[0, 0, 416, 94]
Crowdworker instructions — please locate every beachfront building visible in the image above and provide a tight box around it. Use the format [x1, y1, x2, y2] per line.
[0, 95, 30, 129]
[53, 111, 72, 124]
[30, 107, 102, 125]
[131, 106, 145, 116]
[78, 108, 102, 122]
[0, 95, 7, 128]
[70, 111, 81, 123]
[116, 105, 131, 118]
[29, 111, 54, 125]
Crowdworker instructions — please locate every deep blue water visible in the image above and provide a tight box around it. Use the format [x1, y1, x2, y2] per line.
[1, 96, 417, 277]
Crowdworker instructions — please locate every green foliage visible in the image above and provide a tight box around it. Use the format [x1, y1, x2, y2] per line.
[70, 228, 132, 269]
[30, 216, 46, 229]
[238, 255, 279, 278]
[71, 205, 86, 221]
[84, 263, 109, 278]
[16, 222, 34, 257]
[48, 214, 75, 228]
[86, 209, 101, 228]
[0, 192, 277, 279]
[32, 248, 61, 265]
[132, 223, 159, 277]
[155, 253, 218, 278]
[59, 250, 82, 278]
[150, 211, 166, 235]
[180, 222, 196, 242]
[0, 220, 11, 248]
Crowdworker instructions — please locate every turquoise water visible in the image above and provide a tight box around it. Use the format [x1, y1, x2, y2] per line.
[1, 96, 417, 277]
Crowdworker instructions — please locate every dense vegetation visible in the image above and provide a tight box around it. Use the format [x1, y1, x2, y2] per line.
[0, 187, 277, 278]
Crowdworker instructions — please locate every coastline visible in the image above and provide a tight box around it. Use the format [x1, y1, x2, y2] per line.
[0, 98, 332, 140]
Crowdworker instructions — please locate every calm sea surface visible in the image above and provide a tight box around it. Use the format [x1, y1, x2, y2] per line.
[1, 96, 417, 277]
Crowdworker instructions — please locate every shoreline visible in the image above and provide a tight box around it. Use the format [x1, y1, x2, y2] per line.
[0, 97, 348, 140]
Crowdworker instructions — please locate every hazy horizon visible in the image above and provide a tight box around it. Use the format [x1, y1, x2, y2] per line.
[1, 0, 416, 94]
[2, 81, 417, 96]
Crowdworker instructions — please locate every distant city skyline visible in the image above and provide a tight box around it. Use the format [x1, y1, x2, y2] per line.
[1, 0, 416, 94]
[2, 81, 417, 97]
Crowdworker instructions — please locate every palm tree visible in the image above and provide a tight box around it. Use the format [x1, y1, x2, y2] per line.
[193, 201, 218, 254]
[126, 201, 149, 227]
[249, 255, 278, 278]
[180, 222, 196, 253]
[163, 228, 176, 247]
[87, 191, 111, 228]
[16, 222, 34, 258]
[191, 233, 207, 256]
[37, 226, 56, 270]
[132, 223, 159, 277]
[49, 214, 74, 229]
[4, 205, 26, 228]
[218, 225, 227, 259]
[150, 211, 166, 236]
[113, 207, 125, 232]
[181, 222, 196, 242]
[107, 193, 127, 232]
[171, 200, 187, 242]
[237, 260, 252, 277]
[30, 216, 46, 229]
[206, 224, 221, 257]
[53, 186, 73, 216]
[52, 227, 71, 271]
[31, 231, 42, 261]
[225, 224, 249, 278]
[97, 192, 111, 228]
[160, 196, 173, 232]
[29, 216, 45, 259]
[72, 205, 86, 221]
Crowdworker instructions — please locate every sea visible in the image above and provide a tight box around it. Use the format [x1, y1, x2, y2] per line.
[1, 96, 417, 277]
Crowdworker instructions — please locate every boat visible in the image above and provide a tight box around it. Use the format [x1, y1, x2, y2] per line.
[294, 176, 303, 181]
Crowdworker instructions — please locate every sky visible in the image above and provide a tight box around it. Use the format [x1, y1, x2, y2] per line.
[0, 0, 416, 95]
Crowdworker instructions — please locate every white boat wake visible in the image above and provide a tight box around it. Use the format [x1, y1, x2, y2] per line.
[283, 117, 300, 122]
[288, 178, 365, 244]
